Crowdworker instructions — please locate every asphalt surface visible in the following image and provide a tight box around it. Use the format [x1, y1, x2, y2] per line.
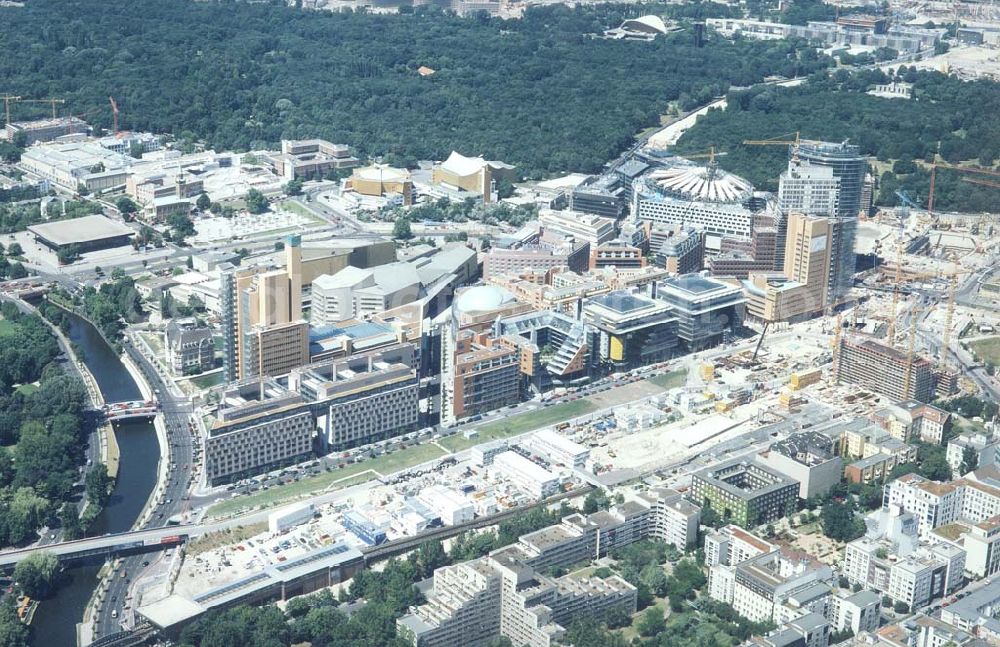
[93, 341, 196, 638]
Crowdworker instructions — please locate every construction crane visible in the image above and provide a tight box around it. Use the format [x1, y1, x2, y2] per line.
[742, 131, 804, 148]
[941, 268, 958, 369]
[16, 98, 66, 119]
[887, 239, 904, 345]
[108, 96, 120, 135]
[676, 147, 727, 164]
[928, 162, 1000, 218]
[830, 312, 843, 385]
[0, 95, 21, 126]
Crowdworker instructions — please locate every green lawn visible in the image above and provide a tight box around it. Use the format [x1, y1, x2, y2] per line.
[440, 399, 598, 452]
[205, 443, 447, 520]
[15, 383, 38, 396]
[968, 337, 1000, 366]
[646, 368, 688, 390]
[189, 372, 224, 390]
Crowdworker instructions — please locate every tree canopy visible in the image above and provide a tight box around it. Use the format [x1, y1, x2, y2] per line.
[0, 1, 831, 176]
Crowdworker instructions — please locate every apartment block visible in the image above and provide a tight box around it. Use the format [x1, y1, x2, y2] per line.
[827, 590, 880, 636]
[287, 345, 419, 450]
[872, 400, 952, 444]
[451, 331, 521, 420]
[834, 336, 936, 403]
[690, 459, 799, 528]
[758, 431, 842, 499]
[947, 430, 1000, 477]
[204, 378, 315, 485]
[538, 209, 617, 246]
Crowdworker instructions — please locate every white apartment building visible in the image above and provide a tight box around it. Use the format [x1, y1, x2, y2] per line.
[960, 515, 1000, 578]
[947, 430, 1000, 478]
[650, 489, 702, 550]
[730, 551, 835, 623]
[492, 451, 561, 499]
[418, 485, 475, 526]
[522, 429, 589, 469]
[538, 209, 617, 246]
[827, 590, 880, 635]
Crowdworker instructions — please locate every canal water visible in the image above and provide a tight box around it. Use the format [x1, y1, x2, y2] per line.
[29, 310, 159, 647]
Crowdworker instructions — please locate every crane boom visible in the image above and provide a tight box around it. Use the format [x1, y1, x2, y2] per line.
[108, 96, 119, 134]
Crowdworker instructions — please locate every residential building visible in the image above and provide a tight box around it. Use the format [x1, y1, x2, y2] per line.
[645, 488, 702, 549]
[834, 336, 936, 403]
[164, 318, 214, 375]
[959, 516, 1000, 578]
[827, 590, 880, 635]
[872, 400, 952, 444]
[493, 309, 598, 390]
[689, 459, 799, 528]
[483, 234, 590, 278]
[948, 431, 1000, 477]
[657, 274, 745, 351]
[450, 330, 521, 421]
[581, 290, 678, 370]
[287, 345, 419, 450]
[650, 223, 704, 273]
[758, 432, 843, 499]
[883, 473, 1000, 539]
[204, 377, 315, 485]
[590, 240, 646, 269]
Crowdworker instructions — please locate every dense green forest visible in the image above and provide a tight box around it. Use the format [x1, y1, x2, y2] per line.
[675, 68, 1000, 212]
[0, 302, 94, 549]
[0, 0, 831, 175]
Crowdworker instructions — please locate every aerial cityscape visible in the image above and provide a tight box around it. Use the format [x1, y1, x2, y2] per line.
[0, 0, 999, 646]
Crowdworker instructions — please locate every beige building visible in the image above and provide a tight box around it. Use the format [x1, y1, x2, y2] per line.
[265, 139, 358, 181]
[431, 151, 515, 204]
[742, 212, 831, 323]
[347, 164, 413, 204]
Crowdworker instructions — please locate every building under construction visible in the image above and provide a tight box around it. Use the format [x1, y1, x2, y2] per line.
[833, 336, 936, 403]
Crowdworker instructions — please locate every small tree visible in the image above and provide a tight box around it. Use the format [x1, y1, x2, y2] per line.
[285, 177, 304, 196]
[245, 188, 269, 214]
[85, 464, 114, 508]
[393, 216, 413, 240]
[7, 242, 23, 257]
[893, 601, 909, 614]
[637, 607, 665, 637]
[195, 192, 211, 211]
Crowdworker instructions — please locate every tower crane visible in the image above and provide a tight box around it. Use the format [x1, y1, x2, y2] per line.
[16, 98, 66, 119]
[941, 267, 958, 369]
[887, 241, 904, 345]
[903, 314, 917, 398]
[830, 311, 843, 385]
[676, 146, 727, 164]
[0, 95, 21, 126]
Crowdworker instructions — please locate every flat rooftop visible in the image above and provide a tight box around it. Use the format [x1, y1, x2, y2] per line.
[27, 214, 133, 246]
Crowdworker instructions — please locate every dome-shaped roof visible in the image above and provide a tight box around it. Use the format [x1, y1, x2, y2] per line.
[646, 164, 753, 203]
[455, 286, 515, 314]
[622, 15, 668, 34]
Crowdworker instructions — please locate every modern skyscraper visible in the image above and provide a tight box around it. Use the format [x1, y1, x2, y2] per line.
[220, 235, 309, 381]
[782, 212, 832, 315]
[785, 141, 867, 307]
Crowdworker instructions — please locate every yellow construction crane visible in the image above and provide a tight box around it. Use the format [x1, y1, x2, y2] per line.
[16, 98, 66, 119]
[677, 147, 726, 164]
[0, 95, 21, 126]
[742, 131, 803, 147]
[830, 312, 843, 385]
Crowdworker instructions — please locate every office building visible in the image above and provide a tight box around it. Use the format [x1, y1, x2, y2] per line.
[5, 116, 88, 145]
[483, 234, 590, 278]
[657, 274, 744, 351]
[690, 459, 799, 527]
[758, 432, 842, 499]
[492, 451, 561, 499]
[523, 429, 590, 469]
[792, 142, 867, 305]
[164, 318, 214, 375]
[581, 291, 678, 370]
[265, 139, 358, 181]
[650, 223, 704, 273]
[222, 236, 309, 381]
[430, 151, 515, 204]
[204, 377, 315, 485]
[570, 174, 627, 220]
[538, 209, 617, 246]
[872, 400, 952, 444]
[778, 161, 839, 218]
[834, 336, 936, 403]
[287, 345, 419, 450]
[494, 309, 597, 389]
[633, 160, 778, 240]
[311, 263, 423, 325]
[418, 486, 475, 526]
[590, 241, 646, 269]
